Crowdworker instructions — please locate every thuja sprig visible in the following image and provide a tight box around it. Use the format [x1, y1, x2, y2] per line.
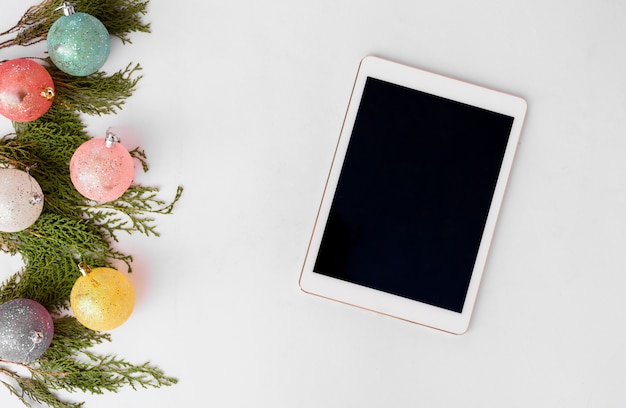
[0, 0, 179, 406]
[36, 317, 177, 395]
[84, 185, 184, 240]
[1, 317, 177, 408]
[0, 0, 150, 50]
[8, 59, 178, 237]
[0, 137, 39, 169]
[1, 366, 83, 408]
[0, 213, 129, 311]
[48, 61, 143, 116]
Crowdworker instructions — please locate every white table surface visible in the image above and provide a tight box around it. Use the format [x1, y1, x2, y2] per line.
[2, 1, 626, 407]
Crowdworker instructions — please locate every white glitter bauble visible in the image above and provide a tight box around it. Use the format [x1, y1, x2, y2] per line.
[0, 168, 44, 233]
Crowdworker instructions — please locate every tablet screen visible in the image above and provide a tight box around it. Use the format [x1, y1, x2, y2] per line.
[312, 77, 515, 313]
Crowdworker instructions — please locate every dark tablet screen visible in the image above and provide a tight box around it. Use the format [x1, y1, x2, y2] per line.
[313, 77, 514, 313]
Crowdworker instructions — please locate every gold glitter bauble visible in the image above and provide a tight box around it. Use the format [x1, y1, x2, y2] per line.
[70, 265, 135, 331]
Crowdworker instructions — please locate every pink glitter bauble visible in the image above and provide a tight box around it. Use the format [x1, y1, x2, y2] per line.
[70, 137, 134, 202]
[0, 59, 55, 123]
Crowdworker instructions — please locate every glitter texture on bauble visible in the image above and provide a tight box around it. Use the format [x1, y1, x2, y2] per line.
[70, 264, 135, 331]
[69, 129, 134, 202]
[0, 298, 54, 364]
[47, 2, 111, 77]
[0, 58, 55, 122]
[0, 168, 44, 233]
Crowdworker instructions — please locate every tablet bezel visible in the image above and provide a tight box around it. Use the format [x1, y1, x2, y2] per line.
[299, 56, 527, 334]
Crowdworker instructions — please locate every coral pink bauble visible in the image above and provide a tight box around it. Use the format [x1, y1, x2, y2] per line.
[70, 136, 134, 202]
[0, 59, 55, 122]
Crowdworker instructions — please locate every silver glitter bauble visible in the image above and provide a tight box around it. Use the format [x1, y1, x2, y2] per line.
[0, 298, 54, 364]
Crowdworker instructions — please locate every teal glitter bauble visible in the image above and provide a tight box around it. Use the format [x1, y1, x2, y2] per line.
[47, 11, 111, 77]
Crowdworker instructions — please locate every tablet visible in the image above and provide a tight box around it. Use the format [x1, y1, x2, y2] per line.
[299, 56, 526, 334]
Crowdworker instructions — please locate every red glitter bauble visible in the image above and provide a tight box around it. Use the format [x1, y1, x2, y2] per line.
[0, 59, 55, 123]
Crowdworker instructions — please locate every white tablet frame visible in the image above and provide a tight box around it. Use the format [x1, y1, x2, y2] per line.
[299, 56, 527, 334]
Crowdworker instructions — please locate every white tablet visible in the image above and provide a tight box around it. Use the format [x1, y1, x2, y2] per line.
[299, 56, 527, 334]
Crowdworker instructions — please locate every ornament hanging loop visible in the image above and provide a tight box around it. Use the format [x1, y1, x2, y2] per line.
[105, 127, 119, 148]
[56, 1, 76, 16]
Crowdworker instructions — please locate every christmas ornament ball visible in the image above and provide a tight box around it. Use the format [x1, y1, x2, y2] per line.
[0, 298, 54, 364]
[0, 168, 44, 233]
[70, 265, 135, 331]
[47, 9, 111, 77]
[0, 58, 55, 122]
[70, 135, 134, 202]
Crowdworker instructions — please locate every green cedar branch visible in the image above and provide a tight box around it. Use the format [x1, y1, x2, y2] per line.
[0, 137, 39, 170]
[0, 0, 150, 50]
[36, 317, 178, 394]
[1, 367, 83, 408]
[0, 213, 130, 311]
[47, 61, 143, 116]
[83, 185, 184, 240]
[1, 317, 177, 408]
[10, 106, 91, 219]
[0, 0, 180, 406]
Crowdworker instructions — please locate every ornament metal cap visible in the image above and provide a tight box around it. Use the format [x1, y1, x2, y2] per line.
[25, 165, 44, 205]
[78, 262, 92, 276]
[56, 1, 75, 16]
[29, 192, 44, 205]
[105, 128, 120, 148]
[40, 87, 55, 101]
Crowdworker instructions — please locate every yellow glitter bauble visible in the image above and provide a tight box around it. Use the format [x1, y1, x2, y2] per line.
[70, 264, 135, 331]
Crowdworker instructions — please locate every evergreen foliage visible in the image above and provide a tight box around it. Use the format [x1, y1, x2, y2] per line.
[0, 0, 150, 49]
[0, 1, 180, 406]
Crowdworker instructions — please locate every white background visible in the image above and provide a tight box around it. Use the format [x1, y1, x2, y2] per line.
[2, 1, 626, 407]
